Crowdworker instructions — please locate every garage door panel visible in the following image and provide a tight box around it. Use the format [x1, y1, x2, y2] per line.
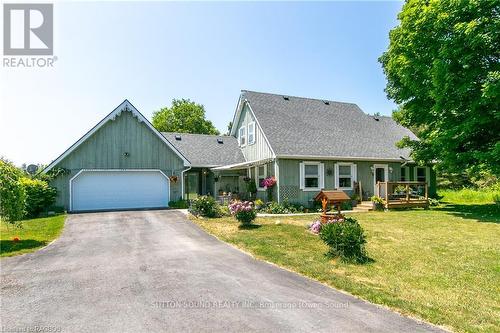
[72, 171, 169, 211]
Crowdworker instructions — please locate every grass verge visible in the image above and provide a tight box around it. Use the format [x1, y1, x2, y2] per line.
[191, 206, 500, 333]
[1, 215, 66, 257]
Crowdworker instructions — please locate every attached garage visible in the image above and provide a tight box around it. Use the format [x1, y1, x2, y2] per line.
[70, 170, 169, 212]
[44, 100, 191, 212]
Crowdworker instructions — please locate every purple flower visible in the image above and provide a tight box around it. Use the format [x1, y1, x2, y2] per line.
[310, 220, 322, 234]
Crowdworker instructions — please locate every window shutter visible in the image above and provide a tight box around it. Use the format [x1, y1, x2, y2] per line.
[299, 162, 305, 190]
[334, 163, 339, 189]
[352, 164, 358, 182]
[319, 163, 325, 189]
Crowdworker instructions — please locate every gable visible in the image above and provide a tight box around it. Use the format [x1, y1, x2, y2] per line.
[237, 91, 417, 161]
[232, 99, 275, 161]
[44, 100, 190, 172]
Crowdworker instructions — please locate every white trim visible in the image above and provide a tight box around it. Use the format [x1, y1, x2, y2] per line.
[69, 169, 170, 212]
[255, 163, 267, 191]
[335, 162, 357, 190]
[247, 121, 255, 145]
[278, 154, 410, 163]
[211, 158, 273, 171]
[238, 126, 247, 147]
[274, 159, 280, 203]
[372, 164, 389, 194]
[299, 161, 324, 192]
[43, 100, 191, 173]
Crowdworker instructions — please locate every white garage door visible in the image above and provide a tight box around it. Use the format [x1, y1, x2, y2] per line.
[71, 170, 169, 211]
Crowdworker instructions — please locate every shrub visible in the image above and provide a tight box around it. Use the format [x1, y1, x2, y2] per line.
[370, 196, 384, 210]
[20, 178, 57, 218]
[319, 217, 368, 263]
[229, 200, 256, 225]
[0, 159, 26, 223]
[254, 199, 264, 209]
[246, 181, 257, 198]
[263, 201, 303, 214]
[189, 196, 221, 218]
[168, 199, 189, 209]
[340, 201, 352, 211]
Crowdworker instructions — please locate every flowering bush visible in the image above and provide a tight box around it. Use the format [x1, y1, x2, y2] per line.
[189, 196, 221, 218]
[319, 217, 369, 263]
[309, 221, 322, 234]
[229, 200, 256, 225]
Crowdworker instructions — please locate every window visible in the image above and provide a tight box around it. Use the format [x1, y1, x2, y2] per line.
[248, 122, 255, 145]
[416, 167, 426, 182]
[256, 164, 267, 190]
[239, 126, 246, 146]
[300, 162, 324, 191]
[335, 163, 357, 190]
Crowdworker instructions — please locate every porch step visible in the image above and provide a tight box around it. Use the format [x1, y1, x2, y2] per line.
[353, 201, 373, 212]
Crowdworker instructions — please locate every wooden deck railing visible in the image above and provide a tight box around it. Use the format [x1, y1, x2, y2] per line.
[376, 181, 429, 209]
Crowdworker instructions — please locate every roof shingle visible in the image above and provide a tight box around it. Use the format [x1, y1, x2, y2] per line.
[241, 90, 416, 160]
[161, 132, 245, 167]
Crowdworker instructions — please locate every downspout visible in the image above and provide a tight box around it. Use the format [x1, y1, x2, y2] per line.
[181, 166, 192, 200]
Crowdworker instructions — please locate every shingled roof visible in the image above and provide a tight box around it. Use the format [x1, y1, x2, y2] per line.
[240, 90, 417, 160]
[162, 132, 245, 167]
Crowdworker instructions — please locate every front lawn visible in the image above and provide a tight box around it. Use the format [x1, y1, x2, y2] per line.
[191, 205, 500, 333]
[0, 215, 66, 257]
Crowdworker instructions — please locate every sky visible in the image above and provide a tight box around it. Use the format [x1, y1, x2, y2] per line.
[0, 1, 403, 166]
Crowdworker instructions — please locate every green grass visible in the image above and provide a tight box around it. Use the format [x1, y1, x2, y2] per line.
[191, 204, 500, 332]
[439, 187, 500, 205]
[0, 215, 66, 257]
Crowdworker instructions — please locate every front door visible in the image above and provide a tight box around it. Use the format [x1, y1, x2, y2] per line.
[373, 164, 388, 197]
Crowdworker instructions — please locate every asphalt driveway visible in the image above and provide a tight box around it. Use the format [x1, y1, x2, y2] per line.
[1, 210, 445, 333]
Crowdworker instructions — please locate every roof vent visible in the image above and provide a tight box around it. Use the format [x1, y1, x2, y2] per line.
[323, 101, 330, 105]
[283, 96, 289, 101]
[175, 135, 182, 140]
[373, 116, 380, 121]
[217, 138, 224, 144]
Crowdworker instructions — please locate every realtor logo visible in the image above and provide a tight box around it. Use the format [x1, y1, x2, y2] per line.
[3, 3, 53, 55]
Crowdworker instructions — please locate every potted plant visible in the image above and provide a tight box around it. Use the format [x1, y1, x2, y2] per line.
[261, 176, 277, 202]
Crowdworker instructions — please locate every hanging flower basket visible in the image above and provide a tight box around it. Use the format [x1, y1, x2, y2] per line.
[169, 175, 178, 183]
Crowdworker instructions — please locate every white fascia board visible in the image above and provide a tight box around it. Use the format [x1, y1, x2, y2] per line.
[43, 100, 191, 173]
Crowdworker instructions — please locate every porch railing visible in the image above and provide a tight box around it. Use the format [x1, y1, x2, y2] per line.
[376, 181, 429, 208]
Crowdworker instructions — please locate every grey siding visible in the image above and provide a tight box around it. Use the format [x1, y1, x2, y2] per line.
[277, 158, 436, 206]
[235, 104, 274, 161]
[50, 110, 185, 209]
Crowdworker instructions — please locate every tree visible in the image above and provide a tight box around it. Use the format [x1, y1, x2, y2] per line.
[0, 158, 26, 223]
[152, 99, 220, 135]
[379, 0, 500, 176]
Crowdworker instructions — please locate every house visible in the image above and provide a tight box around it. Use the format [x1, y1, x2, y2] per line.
[44, 91, 436, 212]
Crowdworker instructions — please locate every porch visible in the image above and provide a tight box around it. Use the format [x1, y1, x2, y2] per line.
[376, 181, 429, 209]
